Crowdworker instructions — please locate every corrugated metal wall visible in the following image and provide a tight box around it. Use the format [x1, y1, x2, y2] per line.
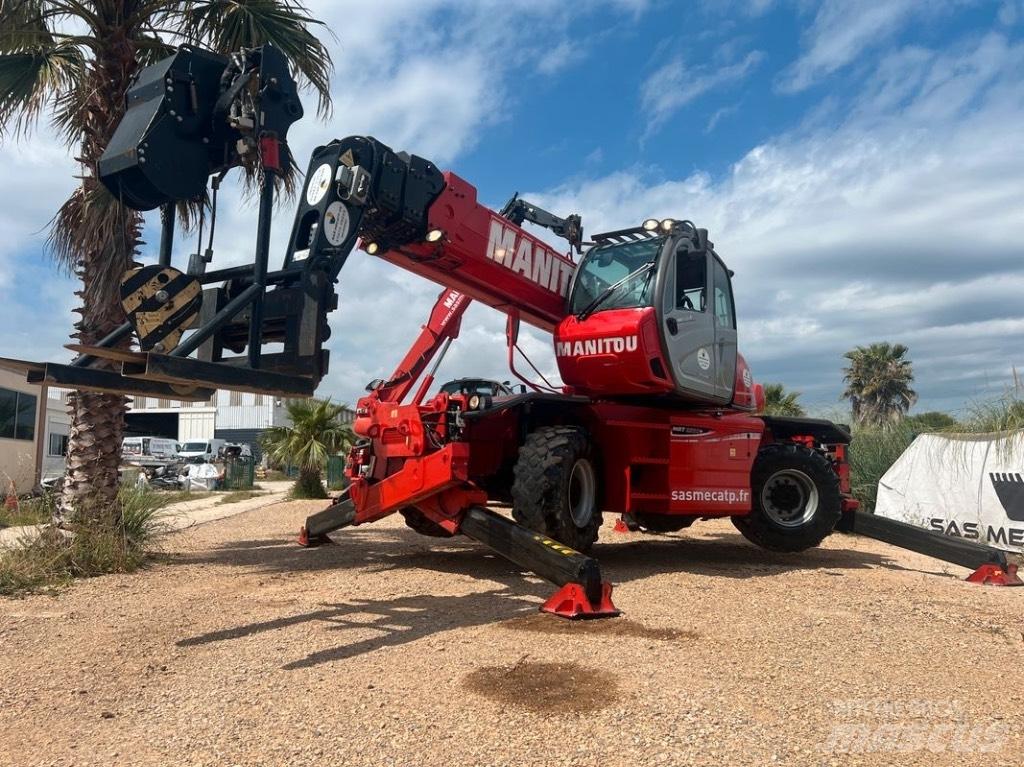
[178, 410, 216, 441]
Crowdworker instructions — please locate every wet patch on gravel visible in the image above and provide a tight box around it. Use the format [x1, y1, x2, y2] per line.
[500, 612, 698, 641]
[462, 660, 619, 713]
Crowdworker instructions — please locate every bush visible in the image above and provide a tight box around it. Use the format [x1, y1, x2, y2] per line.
[849, 395, 1023, 512]
[0, 486, 170, 596]
[0, 491, 56, 527]
[292, 470, 327, 499]
[848, 423, 917, 513]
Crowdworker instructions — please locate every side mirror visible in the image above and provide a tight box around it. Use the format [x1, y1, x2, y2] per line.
[365, 378, 384, 392]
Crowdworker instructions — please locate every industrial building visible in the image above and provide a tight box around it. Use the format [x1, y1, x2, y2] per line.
[125, 393, 353, 462]
[127, 392, 289, 462]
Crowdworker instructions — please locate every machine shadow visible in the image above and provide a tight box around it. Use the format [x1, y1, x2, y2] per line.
[178, 587, 540, 670]
[171, 524, 898, 669]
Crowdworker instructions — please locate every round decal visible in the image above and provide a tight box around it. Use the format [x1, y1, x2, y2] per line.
[742, 368, 752, 388]
[323, 201, 350, 246]
[306, 163, 333, 206]
[697, 347, 711, 371]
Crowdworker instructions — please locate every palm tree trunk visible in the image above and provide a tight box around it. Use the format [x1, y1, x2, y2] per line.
[55, 30, 142, 524]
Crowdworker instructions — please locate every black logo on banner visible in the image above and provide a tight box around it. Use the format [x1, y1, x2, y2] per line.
[990, 473, 1024, 522]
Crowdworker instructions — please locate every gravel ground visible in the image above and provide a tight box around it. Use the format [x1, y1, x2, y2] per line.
[1, 501, 1022, 767]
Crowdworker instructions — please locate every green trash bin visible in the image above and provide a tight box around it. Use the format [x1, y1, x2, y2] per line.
[223, 456, 255, 490]
[326, 455, 347, 490]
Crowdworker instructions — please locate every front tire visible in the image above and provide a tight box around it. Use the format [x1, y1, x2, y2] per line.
[511, 426, 602, 553]
[732, 443, 841, 552]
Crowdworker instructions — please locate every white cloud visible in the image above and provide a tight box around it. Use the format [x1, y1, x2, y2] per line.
[777, 0, 973, 93]
[526, 33, 1024, 411]
[641, 50, 764, 137]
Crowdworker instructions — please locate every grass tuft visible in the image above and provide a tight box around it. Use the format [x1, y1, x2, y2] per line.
[0, 487, 171, 597]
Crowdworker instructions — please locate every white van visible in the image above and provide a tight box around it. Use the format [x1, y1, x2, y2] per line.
[178, 438, 226, 462]
[122, 436, 179, 462]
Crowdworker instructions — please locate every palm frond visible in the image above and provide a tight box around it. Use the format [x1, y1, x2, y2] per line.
[174, 0, 333, 118]
[49, 184, 142, 315]
[0, 44, 85, 137]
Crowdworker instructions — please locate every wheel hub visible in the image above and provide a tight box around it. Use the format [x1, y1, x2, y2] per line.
[568, 459, 596, 528]
[761, 469, 818, 528]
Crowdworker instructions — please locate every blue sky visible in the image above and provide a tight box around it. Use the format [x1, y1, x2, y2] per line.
[1, 0, 1022, 415]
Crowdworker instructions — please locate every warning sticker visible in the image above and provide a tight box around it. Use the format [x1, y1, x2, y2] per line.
[306, 163, 333, 206]
[323, 201, 350, 246]
[697, 347, 711, 370]
[339, 148, 355, 167]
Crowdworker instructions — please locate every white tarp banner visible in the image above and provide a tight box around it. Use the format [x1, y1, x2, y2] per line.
[875, 431, 1024, 553]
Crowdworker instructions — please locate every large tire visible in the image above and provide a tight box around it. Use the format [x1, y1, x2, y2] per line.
[399, 506, 454, 538]
[731, 443, 841, 552]
[511, 426, 602, 552]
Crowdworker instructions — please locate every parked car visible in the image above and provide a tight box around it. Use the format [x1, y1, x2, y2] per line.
[178, 438, 227, 463]
[122, 436, 179, 462]
[221, 442, 252, 460]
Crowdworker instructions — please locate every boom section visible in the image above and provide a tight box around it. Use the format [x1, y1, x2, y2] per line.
[286, 137, 576, 334]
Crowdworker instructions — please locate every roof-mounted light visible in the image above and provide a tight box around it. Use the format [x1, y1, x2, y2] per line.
[642, 218, 660, 231]
[660, 218, 676, 232]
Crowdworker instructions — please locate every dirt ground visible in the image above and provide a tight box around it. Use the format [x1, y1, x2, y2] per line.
[1, 500, 1022, 767]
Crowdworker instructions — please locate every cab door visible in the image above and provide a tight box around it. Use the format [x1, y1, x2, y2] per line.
[660, 243, 719, 401]
[711, 255, 738, 401]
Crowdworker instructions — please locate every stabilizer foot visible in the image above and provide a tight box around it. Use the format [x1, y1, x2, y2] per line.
[966, 563, 1023, 586]
[297, 525, 332, 548]
[541, 581, 620, 620]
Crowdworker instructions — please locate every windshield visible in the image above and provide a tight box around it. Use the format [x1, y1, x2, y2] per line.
[569, 237, 665, 316]
[181, 442, 208, 453]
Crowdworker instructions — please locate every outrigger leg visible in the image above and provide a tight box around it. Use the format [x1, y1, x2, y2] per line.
[299, 501, 620, 619]
[839, 510, 1023, 586]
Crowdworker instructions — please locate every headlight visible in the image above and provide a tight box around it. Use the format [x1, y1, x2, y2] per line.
[468, 394, 480, 410]
[426, 228, 445, 243]
[365, 241, 380, 255]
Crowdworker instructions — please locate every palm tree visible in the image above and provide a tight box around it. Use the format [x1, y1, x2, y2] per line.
[761, 383, 805, 417]
[0, 1, 332, 521]
[842, 342, 917, 426]
[261, 398, 353, 499]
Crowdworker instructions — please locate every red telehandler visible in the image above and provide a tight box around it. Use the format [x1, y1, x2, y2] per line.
[5, 44, 1018, 619]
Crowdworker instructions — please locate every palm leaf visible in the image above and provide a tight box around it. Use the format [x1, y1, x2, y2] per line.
[175, 0, 333, 117]
[0, 38, 84, 137]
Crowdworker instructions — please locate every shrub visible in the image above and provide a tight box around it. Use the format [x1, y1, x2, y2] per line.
[0, 486, 170, 596]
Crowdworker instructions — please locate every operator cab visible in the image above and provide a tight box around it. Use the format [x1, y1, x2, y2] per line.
[556, 219, 748, 406]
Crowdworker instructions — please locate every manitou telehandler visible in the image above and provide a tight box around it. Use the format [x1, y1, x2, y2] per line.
[5, 44, 1019, 618]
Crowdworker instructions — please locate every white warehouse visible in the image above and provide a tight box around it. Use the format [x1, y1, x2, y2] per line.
[126, 392, 300, 462]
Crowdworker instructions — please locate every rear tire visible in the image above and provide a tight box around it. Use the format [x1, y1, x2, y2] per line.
[732, 442, 841, 552]
[511, 426, 602, 553]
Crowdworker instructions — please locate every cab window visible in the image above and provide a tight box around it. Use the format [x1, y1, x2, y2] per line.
[712, 257, 735, 328]
[676, 250, 706, 312]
